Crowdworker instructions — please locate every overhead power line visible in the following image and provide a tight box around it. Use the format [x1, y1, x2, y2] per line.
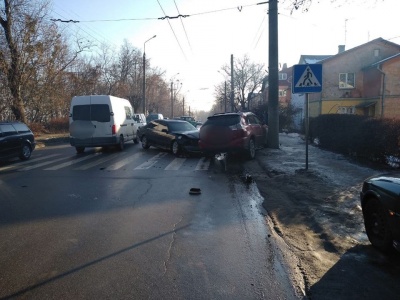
[156, 0, 187, 60]
[51, 2, 261, 23]
[174, 0, 192, 51]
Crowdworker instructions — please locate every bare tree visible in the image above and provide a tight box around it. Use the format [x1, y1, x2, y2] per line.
[219, 55, 265, 111]
[0, 0, 90, 123]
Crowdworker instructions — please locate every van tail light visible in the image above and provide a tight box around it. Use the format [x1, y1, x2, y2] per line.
[112, 125, 116, 135]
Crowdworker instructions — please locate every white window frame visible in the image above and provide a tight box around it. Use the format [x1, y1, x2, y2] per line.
[279, 89, 287, 97]
[338, 106, 355, 114]
[339, 73, 355, 89]
[279, 73, 288, 80]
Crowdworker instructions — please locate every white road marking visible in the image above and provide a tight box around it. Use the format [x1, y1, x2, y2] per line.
[165, 158, 186, 170]
[195, 157, 211, 170]
[0, 154, 60, 171]
[107, 152, 146, 170]
[134, 152, 167, 170]
[74, 153, 127, 170]
[44, 154, 101, 170]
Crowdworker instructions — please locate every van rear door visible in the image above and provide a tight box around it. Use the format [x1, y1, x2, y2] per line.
[90, 96, 113, 144]
[70, 95, 112, 147]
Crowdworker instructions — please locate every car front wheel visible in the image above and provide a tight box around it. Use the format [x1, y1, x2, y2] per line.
[19, 143, 32, 160]
[141, 135, 150, 149]
[172, 140, 180, 156]
[364, 198, 393, 252]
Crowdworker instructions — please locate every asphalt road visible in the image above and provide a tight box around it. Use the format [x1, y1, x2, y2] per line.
[0, 142, 299, 299]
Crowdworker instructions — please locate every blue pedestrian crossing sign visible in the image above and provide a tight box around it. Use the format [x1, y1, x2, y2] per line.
[292, 64, 322, 93]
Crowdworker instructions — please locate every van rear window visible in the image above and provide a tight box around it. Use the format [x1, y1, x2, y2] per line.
[73, 104, 110, 122]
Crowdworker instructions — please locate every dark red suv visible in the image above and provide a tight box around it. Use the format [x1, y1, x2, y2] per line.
[199, 112, 267, 159]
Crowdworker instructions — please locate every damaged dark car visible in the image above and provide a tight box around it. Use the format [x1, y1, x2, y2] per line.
[360, 173, 400, 252]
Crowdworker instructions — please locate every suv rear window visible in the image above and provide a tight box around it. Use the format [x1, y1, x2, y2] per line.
[205, 115, 241, 126]
[12, 123, 30, 133]
[0, 124, 18, 136]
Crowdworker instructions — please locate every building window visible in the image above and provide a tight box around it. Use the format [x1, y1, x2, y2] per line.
[279, 73, 287, 80]
[339, 73, 355, 89]
[338, 106, 355, 114]
[374, 49, 380, 57]
[279, 89, 287, 97]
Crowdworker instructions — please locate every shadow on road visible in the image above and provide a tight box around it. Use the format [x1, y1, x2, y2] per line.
[308, 245, 400, 299]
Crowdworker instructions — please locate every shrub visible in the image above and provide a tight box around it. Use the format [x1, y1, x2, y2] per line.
[309, 114, 400, 166]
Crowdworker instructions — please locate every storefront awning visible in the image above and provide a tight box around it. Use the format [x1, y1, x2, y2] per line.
[355, 101, 377, 108]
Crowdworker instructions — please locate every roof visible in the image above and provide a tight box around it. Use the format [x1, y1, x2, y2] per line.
[369, 53, 400, 67]
[298, 55, 332, 64]
[321, 38, 400, 64]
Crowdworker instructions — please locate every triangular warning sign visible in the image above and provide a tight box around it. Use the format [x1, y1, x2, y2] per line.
[295, 66, 321, 88]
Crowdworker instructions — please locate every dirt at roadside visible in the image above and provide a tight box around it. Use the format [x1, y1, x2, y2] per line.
[244, 133, 400, 299]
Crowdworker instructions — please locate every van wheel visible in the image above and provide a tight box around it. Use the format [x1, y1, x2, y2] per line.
[141, 135, 150, 149]
[76, 146, 85, 154]
[118, 136, 124, 151]
[19, 143, 32, 160]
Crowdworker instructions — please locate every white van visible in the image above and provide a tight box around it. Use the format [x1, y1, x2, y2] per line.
[69, 95, 138, 153]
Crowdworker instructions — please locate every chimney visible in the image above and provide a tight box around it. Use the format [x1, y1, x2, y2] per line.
[338, 45, 345, 53]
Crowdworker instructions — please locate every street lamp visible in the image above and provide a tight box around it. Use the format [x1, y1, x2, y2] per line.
[143, 35, 157, 114]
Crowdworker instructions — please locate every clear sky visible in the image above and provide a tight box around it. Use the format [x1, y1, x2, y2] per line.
[51, 0, 399, 112]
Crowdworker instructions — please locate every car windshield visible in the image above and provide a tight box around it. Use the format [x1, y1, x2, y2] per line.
[168, 121, 196, 132]
[205, 115, 241, 126]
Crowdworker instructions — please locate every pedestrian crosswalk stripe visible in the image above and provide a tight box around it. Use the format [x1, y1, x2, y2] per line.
[20, 156, 69, 171]
[165, 158, 186, 170]
[3, 152, 212, 172]
[195, 157, 211, 170]
[134, 152, 168, 170]
[44, 153, 101, 170]
[107, 152, 144, 170]
[0, 154, 60, 172]
[74, 153, 126, 170]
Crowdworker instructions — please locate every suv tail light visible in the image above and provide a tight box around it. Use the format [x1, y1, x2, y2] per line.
[112, 124, 116, 134]
[229, 123, 246, 138]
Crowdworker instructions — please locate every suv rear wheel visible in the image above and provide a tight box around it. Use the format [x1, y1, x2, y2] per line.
[247, 138, 256, 160]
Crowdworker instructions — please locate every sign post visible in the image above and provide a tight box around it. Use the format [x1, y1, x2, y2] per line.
[292, 64, 322, 170]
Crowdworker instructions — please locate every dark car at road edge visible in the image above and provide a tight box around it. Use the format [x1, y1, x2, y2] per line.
[0, 121, 36, 161]
[360, 173, 400, 253]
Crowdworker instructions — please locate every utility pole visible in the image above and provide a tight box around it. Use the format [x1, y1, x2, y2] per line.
[230, 54, 234, 112]
[267, 0, 279, 148]
[170, 81, 174, 118]
[224, 81, 227, 113]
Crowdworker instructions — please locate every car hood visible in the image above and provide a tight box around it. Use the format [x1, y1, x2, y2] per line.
[365, 173, 400, 196]
[173, 130, 199, 139]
